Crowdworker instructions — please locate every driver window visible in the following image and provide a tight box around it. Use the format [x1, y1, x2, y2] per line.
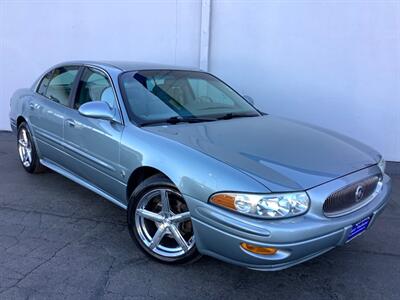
[74, 67, 116, 109]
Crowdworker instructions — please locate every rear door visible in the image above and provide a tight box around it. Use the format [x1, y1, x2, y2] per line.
[63, 66, 125, 200]
[30, 66, 81, 165]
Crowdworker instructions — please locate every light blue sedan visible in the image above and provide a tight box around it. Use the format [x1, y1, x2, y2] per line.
[9, 61, 391, 270]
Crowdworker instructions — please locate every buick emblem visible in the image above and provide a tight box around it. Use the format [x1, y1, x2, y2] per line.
[355, 185, 364, 202]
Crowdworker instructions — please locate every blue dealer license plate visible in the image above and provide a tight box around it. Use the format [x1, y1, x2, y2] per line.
[347, 216, 372, 242]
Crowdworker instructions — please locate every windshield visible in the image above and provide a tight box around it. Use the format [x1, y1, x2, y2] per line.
[119, 70, 260, 125]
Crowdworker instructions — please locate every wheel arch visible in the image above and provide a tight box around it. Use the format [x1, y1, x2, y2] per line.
[16, 115, 43, 160]
[126, 166, 172, 201]
[16, 116, 26, 128]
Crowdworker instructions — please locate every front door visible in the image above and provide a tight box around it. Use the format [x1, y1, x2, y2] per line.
[63, 67, 125, 201]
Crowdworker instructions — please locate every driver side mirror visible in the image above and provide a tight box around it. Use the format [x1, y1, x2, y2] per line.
[243, 95, 255, 105]
[78, 101, 115, 121]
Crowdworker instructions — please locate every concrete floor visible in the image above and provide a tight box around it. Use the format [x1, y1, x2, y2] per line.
[0, 131, 399, 299]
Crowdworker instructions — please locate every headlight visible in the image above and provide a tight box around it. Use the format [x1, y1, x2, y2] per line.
[378, 157, 386, 174]
[209, 192, 310, 219]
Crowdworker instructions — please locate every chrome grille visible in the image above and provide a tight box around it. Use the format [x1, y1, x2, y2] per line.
[323, 175, 381, 216]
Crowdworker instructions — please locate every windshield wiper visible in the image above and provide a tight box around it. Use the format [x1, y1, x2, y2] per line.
[217, 113, 259, 120]
[140, 116, 216, 126]
[140, 113, 259, 126]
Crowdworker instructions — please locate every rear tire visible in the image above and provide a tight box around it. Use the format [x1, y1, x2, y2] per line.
[127, 174, 201, 264]
[17, 122, 46, 173]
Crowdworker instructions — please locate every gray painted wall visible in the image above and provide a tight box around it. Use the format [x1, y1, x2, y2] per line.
[208, 0, 399, 161]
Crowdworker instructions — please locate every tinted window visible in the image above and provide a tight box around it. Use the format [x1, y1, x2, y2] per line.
[37, 71, 53, 95]
[74, 68, 116, 109]
[119, 70, 259, 124]
[45, 67, 79, 106]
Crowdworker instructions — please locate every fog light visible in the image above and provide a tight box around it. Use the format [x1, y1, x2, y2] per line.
[240, 243, 277, 255]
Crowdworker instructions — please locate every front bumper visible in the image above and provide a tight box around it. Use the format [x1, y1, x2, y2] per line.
[186, 169, 392, 271]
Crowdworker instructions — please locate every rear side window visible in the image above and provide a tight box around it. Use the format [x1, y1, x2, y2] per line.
[36, 71, 53, 95]
[44, 67, 79, 106]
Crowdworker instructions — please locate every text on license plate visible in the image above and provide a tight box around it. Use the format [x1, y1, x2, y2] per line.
[347, 216, 372, 242]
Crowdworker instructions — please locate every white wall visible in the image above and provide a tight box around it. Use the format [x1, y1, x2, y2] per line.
[1, 0, 399, 161]
[209, 0, 400, 161]
[0, 0, 201, 128]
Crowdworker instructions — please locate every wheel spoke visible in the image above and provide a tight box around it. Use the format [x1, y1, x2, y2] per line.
[26, 148, 32, 163]
[136, 208, 164, 223]
[23, 151, 29, 162]
[169, 212, 191, 223]
[22, 129, 28, 144]
[18, 139, 27, 147]
[160, 189, 170, 214]
[19, 144, 25, 156]
[169, 224, 189, 252]
[149, 226, 166, 249]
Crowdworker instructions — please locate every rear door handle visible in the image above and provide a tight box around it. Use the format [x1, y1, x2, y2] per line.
[66, 119, 76, 127]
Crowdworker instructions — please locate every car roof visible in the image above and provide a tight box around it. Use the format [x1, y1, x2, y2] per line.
[58, 60, 201, 72]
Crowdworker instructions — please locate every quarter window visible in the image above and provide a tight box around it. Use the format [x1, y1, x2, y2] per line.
[37, 71, 53, 96]
[44, 67, 79, 106]
[74, 68, 116, 109]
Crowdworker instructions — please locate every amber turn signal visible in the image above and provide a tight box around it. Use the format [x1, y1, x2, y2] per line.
[209, 193, 236, 210]
[240, 243, 278, 255]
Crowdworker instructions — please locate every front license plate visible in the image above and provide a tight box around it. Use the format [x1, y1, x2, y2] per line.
[346, 216, 372, 242]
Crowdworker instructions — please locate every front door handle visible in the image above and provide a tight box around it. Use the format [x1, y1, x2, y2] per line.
[66, 119, 76, 127]
[29, 102, 35, 110]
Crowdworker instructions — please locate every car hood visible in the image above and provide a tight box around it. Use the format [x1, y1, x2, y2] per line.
[143, 115, 380, 191]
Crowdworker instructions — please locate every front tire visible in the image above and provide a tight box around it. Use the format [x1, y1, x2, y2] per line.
[17, 122, 45, 173]
[127, 174, 201, 264]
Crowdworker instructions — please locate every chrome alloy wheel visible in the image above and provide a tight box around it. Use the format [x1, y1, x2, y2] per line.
[18, 127, 32, 167]
[135, 188, 195, 258]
